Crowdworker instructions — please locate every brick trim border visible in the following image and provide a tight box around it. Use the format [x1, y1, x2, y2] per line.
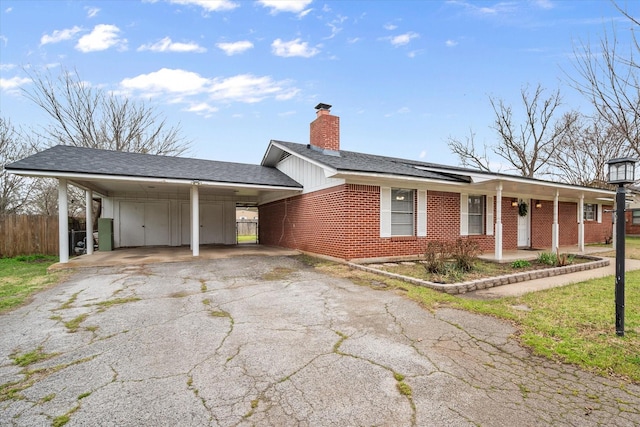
[348, 255, 610, 295]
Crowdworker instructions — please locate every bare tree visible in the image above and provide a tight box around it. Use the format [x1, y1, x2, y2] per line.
[0, 117, 38, 214]
[569, 6, 640, 157]
[22, 67, 190, 155]
[447, 128, 492, 172]
[448, 84, 574, 178]
[549, 112, 629, 187]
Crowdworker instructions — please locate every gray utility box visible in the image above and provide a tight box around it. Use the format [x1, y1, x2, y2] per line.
[98, 218, 114, 251]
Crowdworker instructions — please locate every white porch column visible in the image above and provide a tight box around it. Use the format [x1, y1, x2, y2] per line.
[495, 183, 503, 261]
[578, 194, 585, 253]
[191, 183, 200, 257]
[58, 179, 69, 263]
[552, 190, 559, 253]
[85, 190, 93, 255]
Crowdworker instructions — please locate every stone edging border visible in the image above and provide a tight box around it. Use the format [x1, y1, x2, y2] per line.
[347, 255, 610, 295]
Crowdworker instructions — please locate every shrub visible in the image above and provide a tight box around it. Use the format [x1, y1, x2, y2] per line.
[423, 241, 450, 274]
[450, 238, 482, 272]
[536, 252, 557, 266]
[511, 259, 531, 269]
[536, 251, 575, 267]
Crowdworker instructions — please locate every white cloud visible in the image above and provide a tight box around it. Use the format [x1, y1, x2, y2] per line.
[0, 63, 16, 71]
[209, 74, 297, 103]
[390, 32, 419, 47]
[120, 68, 300, 108]
[86, 6, 100, 18]
[419, 150, 427, 159]
[445, 39, 458, 47]
[384, 23, 398, 31]
[121, 68, 209, 94]
[0, 35, 8, 47]
[216, 40, 254, 55]
[258, 0, 312, 15]
[40, 26, 83, 46]
[138, 37, 206, 53]
[168, 0, 238, 12]
[5, 7, 12, 13]
[185, 102, 219, 116]
[271, 38, 319, 57]
[0, 76, 31, 91]
[76, 24, 126, 52]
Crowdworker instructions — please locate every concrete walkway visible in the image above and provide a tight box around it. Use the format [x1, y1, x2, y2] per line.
[1, 256, 639, 426]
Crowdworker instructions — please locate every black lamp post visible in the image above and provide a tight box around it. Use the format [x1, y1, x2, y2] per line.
[607, 157, 637, 336]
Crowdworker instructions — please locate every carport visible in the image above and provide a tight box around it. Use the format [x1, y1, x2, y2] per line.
[5, 145, 302, 263]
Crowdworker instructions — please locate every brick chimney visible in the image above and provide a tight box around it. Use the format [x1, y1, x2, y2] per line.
[310, 103, 340, 152]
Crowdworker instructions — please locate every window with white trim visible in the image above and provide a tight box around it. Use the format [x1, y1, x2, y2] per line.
[391, 188, 414, 236]
[468, 195, 485, 235]
[633, 210, 640, 225]
[584, 203, 597, 221]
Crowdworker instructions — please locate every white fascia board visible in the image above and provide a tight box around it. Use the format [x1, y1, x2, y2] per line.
[269, 141, 338, 176]
[423, 166, 615, 196]
[332, 170, 469, 186]
[8, 169, 301, 192]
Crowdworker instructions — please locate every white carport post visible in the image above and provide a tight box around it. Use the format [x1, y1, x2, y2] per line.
[85, 190, 93, 255]
[552, 190, 559, 253]
[58, 179, 69, 263]
[578, 194, 585, 253]
[191, 183, 200, 257]
[495, 182, 503, 261]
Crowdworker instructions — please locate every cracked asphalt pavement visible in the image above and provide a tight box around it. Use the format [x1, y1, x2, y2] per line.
[1, 255, 639, 426]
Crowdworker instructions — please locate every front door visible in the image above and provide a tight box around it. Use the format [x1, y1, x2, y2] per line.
[517, 200, 530, 248]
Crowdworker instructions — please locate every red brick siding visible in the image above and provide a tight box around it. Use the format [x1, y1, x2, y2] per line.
[502, 198, 519, 249]
[530, 201, 612, 247]
[585, 207, 613, 243]
[626, 210, 640, 235]
[259, 184, 611, 260]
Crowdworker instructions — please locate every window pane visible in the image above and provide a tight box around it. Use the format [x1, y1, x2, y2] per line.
[633, 211, 640, 225]
[468, 195, 485, 234]
[584, 204, 595, 221]
[391, 188, 414, 236]
[469, 195, 483, 214]
[468, 215, 483, 235]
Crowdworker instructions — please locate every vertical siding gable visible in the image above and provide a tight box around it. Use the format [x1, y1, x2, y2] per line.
[276, 155, 344, 193]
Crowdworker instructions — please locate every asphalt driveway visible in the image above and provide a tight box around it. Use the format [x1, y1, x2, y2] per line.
[1, 255, 639, 426]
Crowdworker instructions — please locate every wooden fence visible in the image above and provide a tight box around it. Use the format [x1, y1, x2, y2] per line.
[0, 215, 59, 257]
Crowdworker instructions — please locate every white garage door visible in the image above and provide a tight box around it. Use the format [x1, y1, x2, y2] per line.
[120, 201, 170, 247]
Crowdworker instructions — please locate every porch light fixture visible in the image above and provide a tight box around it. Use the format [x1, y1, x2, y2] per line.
[535, 201, 542, 209]
[511, 200, 518, 207]
[607, 157, 638, 336]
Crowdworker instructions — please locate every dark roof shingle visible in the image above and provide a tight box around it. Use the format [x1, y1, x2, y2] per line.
[269, 140, 470, 183]
[6, 145, 302, 188]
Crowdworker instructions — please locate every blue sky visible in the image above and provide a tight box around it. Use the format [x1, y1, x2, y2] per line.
[1, 0, 638, 167]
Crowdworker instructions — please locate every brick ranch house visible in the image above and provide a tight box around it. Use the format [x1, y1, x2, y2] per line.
[6, 104, 615, 264]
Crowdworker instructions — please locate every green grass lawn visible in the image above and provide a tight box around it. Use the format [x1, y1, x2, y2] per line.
[0, 255, 60, 314]
[598, 235, 640, 259]
[237, 234, 258, 243]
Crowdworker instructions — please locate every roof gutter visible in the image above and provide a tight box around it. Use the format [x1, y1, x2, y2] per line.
[6, 168, 303, 192]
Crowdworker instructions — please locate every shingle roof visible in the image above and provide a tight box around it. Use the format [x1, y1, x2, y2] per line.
[6, 145, 302, 188]
[269, 140, 471, 183]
